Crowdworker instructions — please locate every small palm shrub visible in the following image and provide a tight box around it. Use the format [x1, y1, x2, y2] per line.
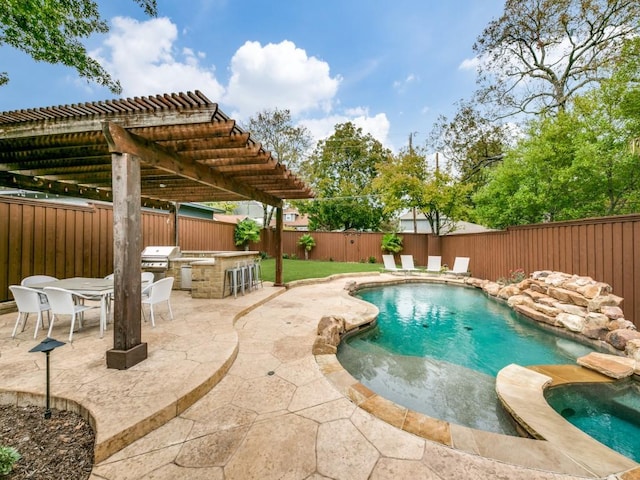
[297, 234, 316, 260]
[381, 233, 403, 254]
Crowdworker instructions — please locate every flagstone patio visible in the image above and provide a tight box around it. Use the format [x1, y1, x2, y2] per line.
[1, 274, 638, 479]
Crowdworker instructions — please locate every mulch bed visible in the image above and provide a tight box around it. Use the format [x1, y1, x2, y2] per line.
[0, 404, 94, 480]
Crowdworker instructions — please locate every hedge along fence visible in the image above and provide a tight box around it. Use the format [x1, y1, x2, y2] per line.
[1, 196, 638, 329]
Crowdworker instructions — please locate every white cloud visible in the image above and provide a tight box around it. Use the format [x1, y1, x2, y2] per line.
[344, 106, 368, 116]
[301, 109, 391, 149]
[458, 57, 479, 70]
[223, 40, 341, 119]
[393, 73, 419, 92]
[92, 19, 391, 149]
[94, 16, 225, 98]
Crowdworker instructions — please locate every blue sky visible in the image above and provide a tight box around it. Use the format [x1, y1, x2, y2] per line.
[0, 0, 505, 152]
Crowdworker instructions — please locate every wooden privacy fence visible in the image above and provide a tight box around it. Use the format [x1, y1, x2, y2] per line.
[1, 197, 638, 327]
[440, 215, 640, 330]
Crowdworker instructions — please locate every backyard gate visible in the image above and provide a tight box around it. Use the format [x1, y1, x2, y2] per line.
[344, 232, 362, 263]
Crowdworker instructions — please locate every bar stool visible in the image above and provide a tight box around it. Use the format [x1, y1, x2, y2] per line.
[236, 261, 250, 295]
[251, 260, 263, 289]
[243, 260, 254, 292]
[224, 265, 243, 298]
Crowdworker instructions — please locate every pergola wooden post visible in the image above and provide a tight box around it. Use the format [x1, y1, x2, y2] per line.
[106, 152, 147, 369]
[274, 206, 284, 286]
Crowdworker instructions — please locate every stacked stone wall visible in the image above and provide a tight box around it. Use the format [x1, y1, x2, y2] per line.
[468, 271, 640, 361]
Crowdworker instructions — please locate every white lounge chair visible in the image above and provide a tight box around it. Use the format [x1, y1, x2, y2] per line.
[382, 254, 401, 273]
[450, 257, 470, 276]
[425, 255, 442, 274]
[400, 255, 419, 274]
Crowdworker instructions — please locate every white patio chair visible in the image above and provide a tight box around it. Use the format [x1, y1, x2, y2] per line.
[382, 254, 401, 273]
[141, 271, 155, 290]
[9, 285, 51, 339]
[98, 273, 117, 315]
[426, 256, 442, 273]
[44, 287, 96, 342]
[21, 274, 58, 306]
[450, 257, 471, 276]
[400, 255, 419, 274]
[21, 274, 58, 287]
[141, 276, 174, 327]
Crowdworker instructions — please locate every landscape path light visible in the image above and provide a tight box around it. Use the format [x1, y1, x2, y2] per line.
[28, 337, 65, 419]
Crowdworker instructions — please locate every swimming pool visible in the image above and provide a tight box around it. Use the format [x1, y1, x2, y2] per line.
[337, 283, 595, 434]
[545, 380, 640, 462]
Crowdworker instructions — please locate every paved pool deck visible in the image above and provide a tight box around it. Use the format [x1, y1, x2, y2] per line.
[1, 273, 638, 479]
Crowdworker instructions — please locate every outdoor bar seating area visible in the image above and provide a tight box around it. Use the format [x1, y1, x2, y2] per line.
[155, 249, 262, 298]
[140, 246, 261, 296]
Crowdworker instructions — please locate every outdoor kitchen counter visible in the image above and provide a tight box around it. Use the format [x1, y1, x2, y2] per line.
[188, 251, 259, 299]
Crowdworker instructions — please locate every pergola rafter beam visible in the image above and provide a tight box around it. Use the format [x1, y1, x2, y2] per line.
[102, 122, 283, 207]
[0, 171, 171, 209]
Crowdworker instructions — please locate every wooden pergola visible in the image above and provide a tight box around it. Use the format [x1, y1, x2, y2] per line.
[0, 91, 314, 368]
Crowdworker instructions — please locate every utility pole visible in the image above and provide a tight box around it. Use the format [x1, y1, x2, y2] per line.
[435, 152, 440, 236]
[409, 132, 418, 232]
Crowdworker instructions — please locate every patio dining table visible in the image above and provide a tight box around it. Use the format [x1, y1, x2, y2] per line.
[31, 277, 114, 338]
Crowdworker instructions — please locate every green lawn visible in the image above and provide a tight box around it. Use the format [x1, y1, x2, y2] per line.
[260, 258, 381, 283]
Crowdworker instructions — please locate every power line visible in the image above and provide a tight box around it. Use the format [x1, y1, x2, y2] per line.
[296, 194, 382, 201]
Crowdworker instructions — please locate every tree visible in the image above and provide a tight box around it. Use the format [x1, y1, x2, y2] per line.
[373, 147, 473, 236]
[244, 108, 313, 227]
[205, 201, 237, 214]
[298, 122, 392, 231]
[429, 100, 510, 194]
[473, 0, 640, 117]
[474, 73, 640, 229]
[615, 37, 640, 145]
[568, 42, 640, 216]
[0, 1, 157, 92]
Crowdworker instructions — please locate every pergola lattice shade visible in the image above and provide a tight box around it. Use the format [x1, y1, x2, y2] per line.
[0, 91, 314, 208]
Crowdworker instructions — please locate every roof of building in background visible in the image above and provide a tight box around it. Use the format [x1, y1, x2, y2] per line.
[399, 211, 495, 234]
[213, 213, 248, 224]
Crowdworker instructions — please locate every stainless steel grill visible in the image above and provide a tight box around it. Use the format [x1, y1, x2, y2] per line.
[141, 246, 181, 272]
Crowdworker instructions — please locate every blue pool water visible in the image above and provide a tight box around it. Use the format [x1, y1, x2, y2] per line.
[337, 283, 595, 434]
[545, 381, 640, 462]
